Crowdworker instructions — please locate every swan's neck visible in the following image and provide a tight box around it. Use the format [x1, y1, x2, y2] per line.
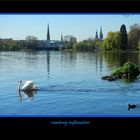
[18, 81, 22, 91]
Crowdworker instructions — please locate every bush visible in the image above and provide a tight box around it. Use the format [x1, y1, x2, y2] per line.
[113, 62, 140, 77]
[102, 62, 140, 82]
[122, 62, 139, 75]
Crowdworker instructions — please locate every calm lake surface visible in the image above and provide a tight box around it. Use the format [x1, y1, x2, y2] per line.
[1, 50, 140, 116]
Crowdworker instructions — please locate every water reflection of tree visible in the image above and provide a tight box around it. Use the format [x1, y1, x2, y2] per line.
[99, 52, 103, 73]
[95, 51, 103, 73]
[102, 51, 140, 68]
[25, 50, 38, 65]
[60, 50, 77, 67]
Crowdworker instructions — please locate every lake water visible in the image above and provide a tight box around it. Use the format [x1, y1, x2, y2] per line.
[1, 50, 140, 116]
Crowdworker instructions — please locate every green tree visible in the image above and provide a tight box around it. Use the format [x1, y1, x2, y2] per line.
[128, 23, 140, 50]
[0, 40, 22, 51]
[138, 40, 140, 50]
[102, 32, 113, 50]
[95, 40, 103, 49]
[101, 31, 121, 51]
[63, 36, 77, 49]
[73, 41, 95, 51]
[120, 24, 128, 50]
[113, 32, 121, 50]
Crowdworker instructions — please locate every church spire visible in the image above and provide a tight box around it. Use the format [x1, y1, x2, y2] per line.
[61, 33, 63, 42]
[95, 30, 98, 40]
[47, 24, 50, 41]
[100, 26, 103, 40]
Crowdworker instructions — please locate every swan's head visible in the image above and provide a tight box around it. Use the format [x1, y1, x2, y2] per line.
[18, 80, 22, 83]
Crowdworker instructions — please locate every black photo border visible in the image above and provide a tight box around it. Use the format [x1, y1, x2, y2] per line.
[0, 0, 140, 129]
[0, 0, 139, 13]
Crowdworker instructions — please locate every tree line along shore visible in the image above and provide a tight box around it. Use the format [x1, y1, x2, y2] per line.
[0, 23, 140, 51]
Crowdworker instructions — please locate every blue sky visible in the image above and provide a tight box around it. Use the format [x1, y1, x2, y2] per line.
[0, 14, 140, 41]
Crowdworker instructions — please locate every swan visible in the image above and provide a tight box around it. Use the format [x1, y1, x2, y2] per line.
[18, 80, 38, 91]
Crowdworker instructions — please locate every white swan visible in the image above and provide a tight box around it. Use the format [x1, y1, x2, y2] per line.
[18, 80, 38, 91]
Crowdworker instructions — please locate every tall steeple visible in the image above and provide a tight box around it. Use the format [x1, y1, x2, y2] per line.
[99, 26, 103, 40]
[61, 33, 63, 42]
[47, 24, 50, 41]
[95, 30, 98, 40]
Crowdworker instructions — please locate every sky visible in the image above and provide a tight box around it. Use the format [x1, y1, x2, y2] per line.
[0, 14, 140, 41]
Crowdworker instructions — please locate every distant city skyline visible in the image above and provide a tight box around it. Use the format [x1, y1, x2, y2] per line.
[0, 14, 140, 41]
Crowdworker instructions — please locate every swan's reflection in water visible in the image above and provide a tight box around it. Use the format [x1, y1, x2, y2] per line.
[18, 90, 37, 102]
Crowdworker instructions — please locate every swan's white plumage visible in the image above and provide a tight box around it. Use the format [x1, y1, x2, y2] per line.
[21, 81, 35, 91]
[18, 80, 38, 91]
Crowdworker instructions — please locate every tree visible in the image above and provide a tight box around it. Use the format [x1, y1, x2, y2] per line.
[128, 23, 140, 50]
[102, 32, 114, 50]
[95, 40, 103, 49]
[25, 35, 38, 49]
[102, 32, 121, 51]
[63, 35, 77, 49]
[113, 32, 121, 50]
[73, 41, 95, 51]
[26, 35, 37, 41]
[138, 40, 140, 50]
[120, 24, 128, 50]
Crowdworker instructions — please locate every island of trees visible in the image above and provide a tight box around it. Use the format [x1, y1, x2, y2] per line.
[102, 61, 140, 82]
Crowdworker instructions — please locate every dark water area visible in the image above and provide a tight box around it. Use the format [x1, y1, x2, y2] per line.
[1, 50, 140, 116]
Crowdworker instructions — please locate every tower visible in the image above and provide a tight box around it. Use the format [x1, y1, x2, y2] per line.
[99, 26, 103, 40]
[95, 30, 98, 40]
[61, 33, 63, 42]
[47, 24, 50, 41]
